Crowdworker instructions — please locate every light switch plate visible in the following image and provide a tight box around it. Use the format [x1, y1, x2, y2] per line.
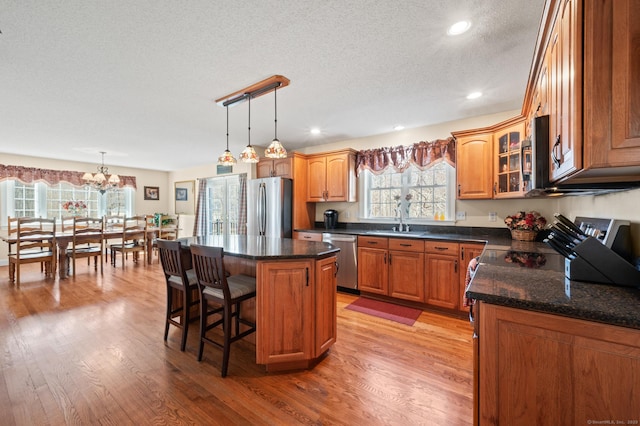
[456, 211, 466, 220]
[489, 212, 497, 222]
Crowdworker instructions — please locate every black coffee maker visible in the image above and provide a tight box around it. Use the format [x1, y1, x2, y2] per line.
[323, 209, 338, 229]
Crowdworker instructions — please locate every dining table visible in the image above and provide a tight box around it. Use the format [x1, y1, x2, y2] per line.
[1, 227, 161, 279]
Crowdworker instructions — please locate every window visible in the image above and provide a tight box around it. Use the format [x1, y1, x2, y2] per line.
[359, 162, 455, 222]
[1, 180, 134, 223]
[205, 175, 241, 235]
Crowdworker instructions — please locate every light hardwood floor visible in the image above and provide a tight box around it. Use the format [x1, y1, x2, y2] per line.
[0, 260, 473, 425]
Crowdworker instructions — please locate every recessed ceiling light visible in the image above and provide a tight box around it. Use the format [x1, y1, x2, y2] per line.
[310, 128, 321, 135]
[447, 20, 471, 36]
[393, 125, 405, 131]
[466, 91, 482, 100]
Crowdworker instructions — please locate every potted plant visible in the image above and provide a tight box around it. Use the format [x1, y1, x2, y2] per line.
[504, 211, 547, 241]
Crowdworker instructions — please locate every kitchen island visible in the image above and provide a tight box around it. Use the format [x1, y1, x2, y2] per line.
[179, 235, 339, 372]
[467, 242, 640, 425]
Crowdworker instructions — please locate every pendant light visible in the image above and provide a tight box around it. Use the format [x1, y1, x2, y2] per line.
[240, 96, 259, 163]
[264, 85, 287, 158]
[217, 105, 237, 165]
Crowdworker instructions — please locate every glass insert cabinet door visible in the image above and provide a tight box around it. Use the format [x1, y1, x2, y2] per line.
[494, 121, 526, 198]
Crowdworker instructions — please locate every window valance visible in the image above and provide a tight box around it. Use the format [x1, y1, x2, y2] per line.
[0, 164, 137, 189]
[355, 137, 455, 176]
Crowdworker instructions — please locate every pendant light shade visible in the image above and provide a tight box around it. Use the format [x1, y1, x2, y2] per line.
[265, 86, 287, 158]
[240, 96, 259, 163]
[218, 105, 237, 165]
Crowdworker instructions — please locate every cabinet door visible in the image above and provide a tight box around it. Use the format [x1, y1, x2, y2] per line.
[479, 302, 640, 425]
[425, 253, 459, 310]
[548, 0, 581, 182]
[315, 256, 337, 357]
[256, 260, 313, 364]
[389, 250, 425, 302]
[584, 0, 640, 168]
[357, 247, 388, 295]
[273, 158, 293, 178]
[458, 243, 485, 313]
[494, 121, 526, 198]
[325, 153, 349, 201]
[307, 156, 327, 201]
[456, 133, 494, 199]
[256, 160, 274, 178]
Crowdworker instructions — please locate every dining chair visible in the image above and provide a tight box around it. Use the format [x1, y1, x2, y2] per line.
[110, 215, 147, 267]
[157, 239, 200, 351]
[8, 217, 56, 287]
[190, 244, 256, 377]
[66, 217, 104, 277]
[159, 214, 179, 240]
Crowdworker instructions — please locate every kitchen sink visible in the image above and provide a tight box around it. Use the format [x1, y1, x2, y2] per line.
[364, 230, 425, 238]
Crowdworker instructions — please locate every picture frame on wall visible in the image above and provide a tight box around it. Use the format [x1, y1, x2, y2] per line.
[144, 186, 160, 200]
[174, 180, 195, 215]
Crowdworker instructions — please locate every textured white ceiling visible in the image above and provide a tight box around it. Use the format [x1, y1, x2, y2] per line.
[0, 0, 545, 171]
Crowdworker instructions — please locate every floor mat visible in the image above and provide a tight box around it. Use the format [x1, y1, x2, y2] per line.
[345, 297, 422, 326]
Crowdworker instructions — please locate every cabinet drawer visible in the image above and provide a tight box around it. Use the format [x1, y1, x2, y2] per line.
[357, 236, 388, 249]
[294, 231, 323, 242]
[425, 241, 459, 254]
[388, 238, 425, 252]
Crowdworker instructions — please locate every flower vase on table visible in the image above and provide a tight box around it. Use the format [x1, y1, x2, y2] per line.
[62, 200, 87, 217]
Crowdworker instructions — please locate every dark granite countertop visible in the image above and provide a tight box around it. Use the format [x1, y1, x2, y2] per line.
[177, 235, 339, 260]
[467, 241, 640, 330]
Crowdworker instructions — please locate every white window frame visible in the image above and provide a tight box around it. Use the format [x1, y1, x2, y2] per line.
[358, 162, 456, 224]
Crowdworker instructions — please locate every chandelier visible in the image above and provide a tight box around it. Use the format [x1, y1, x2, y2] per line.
[82, 151, 120, 194]
[215, 75, 290, 164]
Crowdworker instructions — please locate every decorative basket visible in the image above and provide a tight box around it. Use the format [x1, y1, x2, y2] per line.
[510, 229, 537, 241]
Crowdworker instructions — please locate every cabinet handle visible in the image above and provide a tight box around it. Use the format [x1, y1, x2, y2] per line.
[367, 241, 378, 245]
[493, 182, 497, 195]
[389, 253, 392, 265]
[306, 267, 309, 286]
[457, 184, 461, 197]
[335, 261, 339, 277]
[399, 243, 412, 247]
[303, 235, 312, 239]
[461, 247, 465, 260]
[552, 135, 561, 167]
[434, 246, 449, 251]
[454, 259, 458, 273]
[384, 253, 387, 264]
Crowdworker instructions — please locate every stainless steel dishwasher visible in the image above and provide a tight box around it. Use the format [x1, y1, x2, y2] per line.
[322, 233, 357, 291]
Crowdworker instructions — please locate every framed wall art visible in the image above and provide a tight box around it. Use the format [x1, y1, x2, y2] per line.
[174, 180, 195, 214]
[144, 186, 160, 201]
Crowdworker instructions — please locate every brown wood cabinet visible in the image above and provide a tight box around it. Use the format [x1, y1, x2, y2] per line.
[477, 302, 640, 425]
[293, 231, 323, 242]
[256, 256, 337, 370]
[458, 242, 485, 313]
[524, 0, 640, 185]
[256, 157, 293, 178]
[357, 236, 389, 295]
[424, 241, 459, 310]
[388, 238, 425, 302]
[454, 131, 494, 199]
[453, 117, 526, 200]
[306, 149, 356, 202]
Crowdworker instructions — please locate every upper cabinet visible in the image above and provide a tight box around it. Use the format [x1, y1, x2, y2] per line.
[453, 117, 526, 199]
[524, 0, 640, 185]
[256, 157, 293, 179]
[306, 149, 357, 202]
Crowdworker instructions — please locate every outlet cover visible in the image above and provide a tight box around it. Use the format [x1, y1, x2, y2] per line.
[489, 212, 497, 222]
[455, 211, 466, 220]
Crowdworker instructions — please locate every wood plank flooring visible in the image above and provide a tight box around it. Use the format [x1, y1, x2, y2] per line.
[0, 261, 473, 425]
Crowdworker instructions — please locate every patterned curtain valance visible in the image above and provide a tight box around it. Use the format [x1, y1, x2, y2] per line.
[0, 164, 137, 189]
[355, 137, 456, 176]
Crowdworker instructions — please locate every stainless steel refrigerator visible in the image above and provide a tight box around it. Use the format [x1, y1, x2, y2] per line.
[246, 177, 293, 238]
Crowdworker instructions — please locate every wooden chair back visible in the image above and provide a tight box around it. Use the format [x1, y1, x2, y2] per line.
[159, 214, 179, 240]
[190, 245, 229, 300]
[157, 239, 190, 282]
[9, 217, 57, 285]
[68, 217, 104, 276]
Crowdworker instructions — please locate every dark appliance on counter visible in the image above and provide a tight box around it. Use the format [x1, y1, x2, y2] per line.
[544, 214, 640, 287]
[522, 115, 640, 197]
[323, 209, 338, 229]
